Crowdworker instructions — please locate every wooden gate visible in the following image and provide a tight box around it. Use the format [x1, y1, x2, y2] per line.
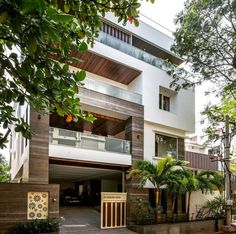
[100, 192, 127, 229]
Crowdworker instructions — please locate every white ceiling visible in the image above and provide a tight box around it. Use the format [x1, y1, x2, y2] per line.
[49, 164, 122, 183]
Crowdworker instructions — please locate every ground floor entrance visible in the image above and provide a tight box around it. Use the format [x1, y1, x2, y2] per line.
[49, 163, 126, 207]
[59, 206, 136, 234]
[49, 162, 131, 232]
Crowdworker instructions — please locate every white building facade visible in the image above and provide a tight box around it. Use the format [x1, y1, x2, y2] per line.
[10, 15, 195, 222]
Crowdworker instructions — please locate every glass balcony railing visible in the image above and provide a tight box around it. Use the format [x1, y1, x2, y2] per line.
[49, 127, 131, 155]
[83, 78, 142, 104]
[97, 31, 171, 71]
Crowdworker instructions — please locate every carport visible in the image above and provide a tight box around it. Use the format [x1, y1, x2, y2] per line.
[59, 206, 136, 234]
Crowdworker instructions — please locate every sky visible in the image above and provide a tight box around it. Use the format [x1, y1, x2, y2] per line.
[140, 0, 186, 33]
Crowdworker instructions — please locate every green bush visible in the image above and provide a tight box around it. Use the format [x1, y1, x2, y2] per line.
[196, 196, 225, 220]
[12, 219, 59, 234]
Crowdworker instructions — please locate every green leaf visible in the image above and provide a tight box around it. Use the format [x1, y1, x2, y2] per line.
[64, 4, 70, 13]
[55, 103, 64, 116]
[75, 70, 86, 81]
[84, 114, 96, 123]
[0, 12, 8, 24]
[44, 24, 61, 42]
[49, 13, 73, 23]
[78, 42, 88, 52]
[20, 0, 46, 15]
[27, 37, 37, 54]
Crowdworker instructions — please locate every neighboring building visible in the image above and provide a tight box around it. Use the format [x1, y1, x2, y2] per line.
[10, 14, 195, 223]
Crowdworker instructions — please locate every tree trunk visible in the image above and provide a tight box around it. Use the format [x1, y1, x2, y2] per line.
[187, 192, 191, 221]
[155, 188, 161, 223]
[172, 194, 176, 223]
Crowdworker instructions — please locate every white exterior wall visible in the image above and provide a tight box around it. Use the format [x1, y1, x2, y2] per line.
[189, 190, 220, 220]
[49, 144, 131, 166]
[91, 41, 195, 133]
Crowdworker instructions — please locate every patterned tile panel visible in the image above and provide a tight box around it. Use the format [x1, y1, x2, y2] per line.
[27, 192, 48, 220]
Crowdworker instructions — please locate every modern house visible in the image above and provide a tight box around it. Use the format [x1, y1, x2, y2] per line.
[10, 14, 195, 223]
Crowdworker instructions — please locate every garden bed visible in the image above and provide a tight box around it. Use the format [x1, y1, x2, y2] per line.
[129, 219, 224, 234]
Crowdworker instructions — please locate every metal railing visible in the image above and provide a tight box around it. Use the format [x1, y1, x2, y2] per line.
[83, 78, 142, 104]
[97, 31, 171, 71]
[49, 127, 131, 154]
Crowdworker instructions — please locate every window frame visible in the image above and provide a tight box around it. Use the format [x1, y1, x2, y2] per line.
[159, 93, 170, 112]
[155, 133, 178, 159]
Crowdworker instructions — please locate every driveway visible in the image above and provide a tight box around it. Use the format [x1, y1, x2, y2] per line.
[59, 206, 137, 234]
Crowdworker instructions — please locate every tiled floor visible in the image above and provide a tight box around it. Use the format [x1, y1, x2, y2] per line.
[59, 206, 137, 234]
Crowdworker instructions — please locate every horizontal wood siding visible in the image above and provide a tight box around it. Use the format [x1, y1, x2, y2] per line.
[178, 138, 185, 161]
[185, 151, 218, 171]
[0, 183, 59, 234]
[78, 87, 143, 118]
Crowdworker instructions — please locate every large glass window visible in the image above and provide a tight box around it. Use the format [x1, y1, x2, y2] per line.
[155, 133, 177, 158]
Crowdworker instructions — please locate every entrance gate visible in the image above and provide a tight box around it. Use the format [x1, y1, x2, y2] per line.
[100, 192, 127, 229]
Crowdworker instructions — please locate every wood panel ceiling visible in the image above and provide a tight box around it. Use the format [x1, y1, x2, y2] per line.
[69, 48, 141, 85]
[50, 112, 126, 136]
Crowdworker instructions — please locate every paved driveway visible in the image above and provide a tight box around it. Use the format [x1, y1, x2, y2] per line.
[59, 206, 137, 234]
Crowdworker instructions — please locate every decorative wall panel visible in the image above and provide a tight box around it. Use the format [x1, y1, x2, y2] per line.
[27, 192, 49, 220]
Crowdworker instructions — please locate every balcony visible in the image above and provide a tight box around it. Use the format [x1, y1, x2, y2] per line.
[97, 31, 171, 71]
[49, 127, 132, 166]
[83, 78, 142, 104]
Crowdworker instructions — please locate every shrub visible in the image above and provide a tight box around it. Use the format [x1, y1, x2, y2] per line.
[12, 219, 59, 234]
[196, 196, 225, 220]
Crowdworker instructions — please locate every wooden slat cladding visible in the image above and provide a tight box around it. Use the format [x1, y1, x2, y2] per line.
[185, 151, 218, 171]
[178, 138, 185, 161]
[125, 116, 145, 225]
[69, 50, 141, 85]
[125, 116, 144, 162]
[0, 183, 59, 234]
[79, 87, 143, 118]
[28, 110, 49, 184]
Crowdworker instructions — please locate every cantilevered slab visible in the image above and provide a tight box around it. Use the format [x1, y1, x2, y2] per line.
[69, 49, 141, 85]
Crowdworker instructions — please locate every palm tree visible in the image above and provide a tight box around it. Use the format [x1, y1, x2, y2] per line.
[184, 170, 224, 221]
[167, 169, 190, 222]
[129, 156, 187, 221]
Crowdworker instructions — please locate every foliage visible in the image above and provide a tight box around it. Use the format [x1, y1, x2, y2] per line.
[12, 218, 59, 234]
[129, 156, 188, 221]
[129, 156, 224, 222]
[0, 0, 154, 149]
[129, 156, 188, 192]
[168, 168, 223, 221]
[0, 154, 10, 182]
[129, 197, 155, 225]
[196, 196, 225, 220]
[194, 170, 224, 194]
[201, 93, 236, 144]
[169, 0, 236, 95]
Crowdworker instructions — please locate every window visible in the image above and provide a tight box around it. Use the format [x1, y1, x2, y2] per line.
[159, 94, 170, 112]
[155, 133, 177, 158]
[200, 119, 205, 125]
